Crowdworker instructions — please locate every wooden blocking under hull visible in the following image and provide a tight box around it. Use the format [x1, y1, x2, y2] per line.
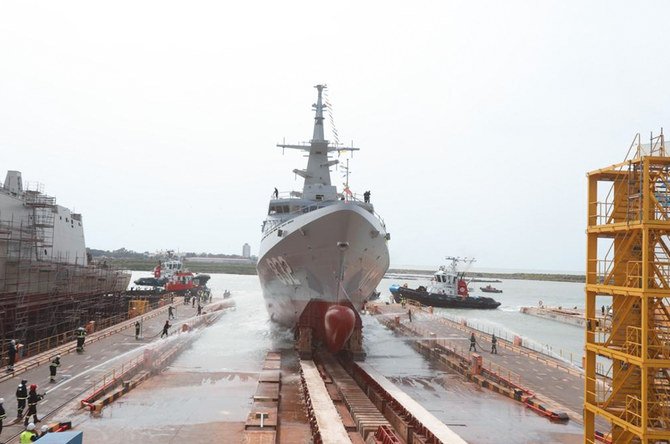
[243, 352, 282, 443]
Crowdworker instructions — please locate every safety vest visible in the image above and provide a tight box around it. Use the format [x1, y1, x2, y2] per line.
[76, 330, 86, 338]
[20, 430, 36, 443]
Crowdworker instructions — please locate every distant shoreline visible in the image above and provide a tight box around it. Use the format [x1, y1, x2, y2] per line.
[105, 258, 585, 283]
[106, 258, 258, 275]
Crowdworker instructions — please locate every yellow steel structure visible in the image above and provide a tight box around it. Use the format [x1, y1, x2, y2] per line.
[586, 131, 670, 444]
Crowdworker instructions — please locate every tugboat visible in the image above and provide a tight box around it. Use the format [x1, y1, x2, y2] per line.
[134, 258, 211, 292]
[389, 257, 501, 309]
[480, 285, 503, 293]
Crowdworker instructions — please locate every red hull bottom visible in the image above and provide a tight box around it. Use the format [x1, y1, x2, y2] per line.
[296, 300, 362, 353]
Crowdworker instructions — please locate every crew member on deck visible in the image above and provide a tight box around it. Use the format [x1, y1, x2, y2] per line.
[469, 333, 477, 352]
[273, 187, 279, 199]
[491, 334, 498, 354]
[135, 321, 141, 340]
[24, 385, 43, 426]
[161, 320, 171, 338]
[76, 327, 87, 353]
[19, 423, 37, 443]
[363, 190, 371, 203]
[16, 379, 28, 419]
[49, 356, 60, 383]
[7, 339, 17, 372]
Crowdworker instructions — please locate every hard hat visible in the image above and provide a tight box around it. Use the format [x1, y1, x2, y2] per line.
[27, 423, 36, 431]
[10, 339, 15, 344]
[29, 384, 37, 391]
[0, 397, 4, 403]
[40, 425, 49, 432]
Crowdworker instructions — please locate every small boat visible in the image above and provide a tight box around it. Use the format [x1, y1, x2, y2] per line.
[134, 259, 183, 287]
[389, 257, 500, 309]
[480, 285, 503, 293]
[135, 258, 211, 294]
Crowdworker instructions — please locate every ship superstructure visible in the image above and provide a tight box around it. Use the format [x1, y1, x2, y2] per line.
[0, 171, 130, 354]
[257, 85, 390, 354]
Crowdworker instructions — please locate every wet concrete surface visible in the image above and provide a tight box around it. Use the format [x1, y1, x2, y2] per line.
[0, 274, 589, 443]
[0, 301, 214, 443]
[67, 274, 277, 443]
[361, 310, 584, 443]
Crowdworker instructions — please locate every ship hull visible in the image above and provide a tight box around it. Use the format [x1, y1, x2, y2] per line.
[258, 203, 389, 327]
[389, 285, 501, 309]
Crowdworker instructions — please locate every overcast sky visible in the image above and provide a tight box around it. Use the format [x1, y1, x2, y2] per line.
[1, 1, 669, 272]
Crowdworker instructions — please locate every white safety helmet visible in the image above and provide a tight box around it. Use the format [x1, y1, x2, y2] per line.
[0, 397, 4, 404]
[41, 425, 49, 432]
[27, 423, 36, 431]
[10, 339, 15, 344]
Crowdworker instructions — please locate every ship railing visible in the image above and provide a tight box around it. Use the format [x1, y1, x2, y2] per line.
[268, 190, 387, 226]
[262, 196, 388, 239]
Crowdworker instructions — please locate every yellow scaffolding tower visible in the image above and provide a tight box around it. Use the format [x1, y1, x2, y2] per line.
[586, 131, 670, 444]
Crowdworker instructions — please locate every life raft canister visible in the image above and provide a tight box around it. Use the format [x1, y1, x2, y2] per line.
[457, 279, 469, 297]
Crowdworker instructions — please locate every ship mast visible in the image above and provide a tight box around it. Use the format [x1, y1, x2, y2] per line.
[277, 85, 359, 202]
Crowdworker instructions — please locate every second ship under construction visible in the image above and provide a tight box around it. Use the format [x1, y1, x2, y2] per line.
[0, 170, 131, 360]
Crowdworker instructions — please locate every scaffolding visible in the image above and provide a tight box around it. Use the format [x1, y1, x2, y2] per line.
[586, 131, 670, 443]
[0, 186, 132, 363]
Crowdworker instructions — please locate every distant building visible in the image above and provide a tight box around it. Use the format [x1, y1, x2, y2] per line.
[243, 243, 251, 258]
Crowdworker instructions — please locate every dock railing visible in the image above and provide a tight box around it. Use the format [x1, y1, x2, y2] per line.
[401, 300, 595, 376]
[397, 311, 526, 390]
[81, 353, 147, 408]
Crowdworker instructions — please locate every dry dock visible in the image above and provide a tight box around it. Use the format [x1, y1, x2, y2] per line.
[0, 291, 597, 443]
[368, 302, 586, 424]
[0, 299, 234, 443]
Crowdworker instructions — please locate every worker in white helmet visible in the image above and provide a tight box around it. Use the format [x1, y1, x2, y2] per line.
[19, 422, 37, 443]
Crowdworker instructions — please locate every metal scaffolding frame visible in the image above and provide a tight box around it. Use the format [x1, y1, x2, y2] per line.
[0, 187, 130, 363]
[586, 131, 670, 443]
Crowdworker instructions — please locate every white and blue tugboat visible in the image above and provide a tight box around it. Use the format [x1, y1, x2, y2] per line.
[390, 257, 501, 309]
